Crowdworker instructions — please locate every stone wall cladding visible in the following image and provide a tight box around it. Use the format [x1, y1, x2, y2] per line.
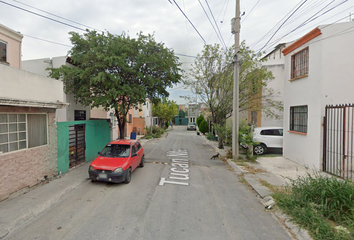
[0, 111, 58, 201]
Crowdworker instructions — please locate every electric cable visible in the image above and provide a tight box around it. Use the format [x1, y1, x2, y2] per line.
[0, 0, 86, 31]
[260, 0, 349, 54]
[11, 0, 103, 32]
[198, 0, 226, 48]
[256, 0, 308, 55]
[204, 0, 227, 48]
[169, 0, 206, 44]
[241, 0, 261, 23]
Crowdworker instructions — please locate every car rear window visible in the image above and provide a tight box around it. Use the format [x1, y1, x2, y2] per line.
[100, 144, 130, 157]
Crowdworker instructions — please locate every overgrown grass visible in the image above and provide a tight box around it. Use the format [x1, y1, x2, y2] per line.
[145, 126, 166, 138]
[273, 173, 354, 240]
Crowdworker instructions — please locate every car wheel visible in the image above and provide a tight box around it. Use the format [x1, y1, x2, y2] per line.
[254, 144, 267, 155]
[139, 155, 145, 168]
[124, 168, 132, 184]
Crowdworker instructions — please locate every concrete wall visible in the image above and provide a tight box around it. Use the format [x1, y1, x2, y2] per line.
[0, 64, 63, 103]
[57, 120, 111, 174]
[262, 54, 285, 127]
[0, 109, 57, 201]
[21, 56, 91, 122]
[0, 24, 23, 69]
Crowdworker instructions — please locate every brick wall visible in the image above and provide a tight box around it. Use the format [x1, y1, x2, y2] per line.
[0, 109, 58, 201]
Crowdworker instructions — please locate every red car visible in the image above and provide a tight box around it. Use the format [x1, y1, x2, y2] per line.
[88, 139, 144, 183]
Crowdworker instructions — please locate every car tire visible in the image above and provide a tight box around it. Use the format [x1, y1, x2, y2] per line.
[124, 168, 132, 184]
[139, 155, 145, 168]
[254, 144, 267, 155]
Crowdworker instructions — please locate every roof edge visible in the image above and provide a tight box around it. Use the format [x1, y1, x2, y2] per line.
[282, 27, 322, 56]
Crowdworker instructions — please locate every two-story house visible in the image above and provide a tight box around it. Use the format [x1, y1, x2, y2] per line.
[0, 24, 67, 201]
[281, 21, 354, 180]
[22, 56, 91, 122]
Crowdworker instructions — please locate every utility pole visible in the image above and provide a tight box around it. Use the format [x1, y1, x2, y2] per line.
[232, 0, 240, 159]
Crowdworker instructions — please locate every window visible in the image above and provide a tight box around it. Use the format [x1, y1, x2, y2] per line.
[290, 106, 308, 133]
[260, 129, 283, 136]
[129, 114, 132, 123]
[291, 47, 308, 79]
[0, 113, 47, 153]
[0, 41, 6, 63]
[75, 110, 86, 121]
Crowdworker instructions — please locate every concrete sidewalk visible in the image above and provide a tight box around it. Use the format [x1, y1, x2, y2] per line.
[0, 137, 151, 239]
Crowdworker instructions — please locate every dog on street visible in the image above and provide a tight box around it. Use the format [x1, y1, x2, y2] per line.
[210, 153, 219, 160]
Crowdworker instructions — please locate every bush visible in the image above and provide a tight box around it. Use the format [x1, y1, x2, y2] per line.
[273, 174, 354, 240]
[196, 115, 204, 128]
[199, 119, 209, 134]
[206, 132, 213, 140]
[145, 126, 165, 138]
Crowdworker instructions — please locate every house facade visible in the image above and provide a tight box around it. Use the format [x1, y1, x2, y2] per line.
[0, 24, 67, 201]
[282, 21, 354, 172]
[260, 43, 288, 127]
[187, 103, 201, 123]
[22, 56, 91, 122]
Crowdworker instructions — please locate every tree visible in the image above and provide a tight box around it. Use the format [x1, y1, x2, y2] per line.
[183, 42, 281, 149]
[199, 118, 209, 134]
[152, 97, 178, 128]
[196, 115, 204, 128]
[49, 31, 182, 139]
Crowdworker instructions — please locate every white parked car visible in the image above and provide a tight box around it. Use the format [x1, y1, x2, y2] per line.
[253, 127, 283, 155]
[187, 123, 196, 131]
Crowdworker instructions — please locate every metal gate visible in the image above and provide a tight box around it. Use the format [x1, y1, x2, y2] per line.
[323, 104, 354, 181]
[69, 124, 86, 168]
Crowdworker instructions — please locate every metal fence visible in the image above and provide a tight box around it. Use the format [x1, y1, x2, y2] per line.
[323, 104, 354, 181]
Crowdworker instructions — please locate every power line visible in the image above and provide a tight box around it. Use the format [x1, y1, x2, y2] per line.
[260, 0, 349, 54]
[11, 0, 103, 32]
[0, 0, 86, 31]
[241, 0, 261, 23]
[23, 34, 72, 47]
[204, 0, 227, 48]
[250, 0, 306, 49]
[256, 0, 308, 55]
[169, 0, 206, 44]
[198, 0, 226, 48]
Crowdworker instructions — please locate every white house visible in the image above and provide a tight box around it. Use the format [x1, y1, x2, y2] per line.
[187, 103, 201, 123]
[22, 56, 91, 122]
[282, 20, 354, 174]
[261, 43, 288, 127]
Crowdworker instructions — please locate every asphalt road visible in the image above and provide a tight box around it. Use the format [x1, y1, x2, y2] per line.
[6, 126, 291, 240]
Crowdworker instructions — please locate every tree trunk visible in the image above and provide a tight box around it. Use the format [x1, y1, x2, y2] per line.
[217, 133, 224, 149]
[116, 112, 126, 140]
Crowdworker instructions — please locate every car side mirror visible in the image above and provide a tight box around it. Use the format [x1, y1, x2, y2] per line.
[98, 151, 100, 155]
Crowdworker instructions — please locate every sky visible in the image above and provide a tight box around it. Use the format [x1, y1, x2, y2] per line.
[0, 0, 353, 104]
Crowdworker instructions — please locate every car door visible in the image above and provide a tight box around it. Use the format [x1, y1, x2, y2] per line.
[130, 144, 138, 170]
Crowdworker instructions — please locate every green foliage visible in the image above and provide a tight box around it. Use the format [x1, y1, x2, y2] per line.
[49, 30, 182, 139]
[273, 174, 354, 240]
[145, 126, 165, 138]
[183, 42, 283, 148]
[153, 97, 178, 128]
[206, 132, 213, 140]
[196, 115, 204, 128]
[238, 120, 256, 146]
[199, 118, 209, 134]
